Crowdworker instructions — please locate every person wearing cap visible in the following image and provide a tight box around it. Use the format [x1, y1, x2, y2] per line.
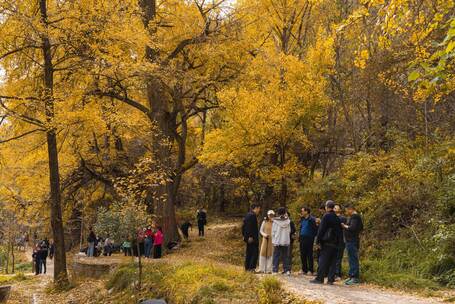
[310, 200, 343, 285]
[272, 207, 292, 275]
[258, 210, 275, 273]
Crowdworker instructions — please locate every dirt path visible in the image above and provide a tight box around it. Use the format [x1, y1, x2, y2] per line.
[193, 220, 448, 304]
[280, 274, 444, 304]
[8, 248, 54, 304]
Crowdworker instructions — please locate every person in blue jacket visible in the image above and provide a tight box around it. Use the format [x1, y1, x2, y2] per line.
[299, 206, 318, 275]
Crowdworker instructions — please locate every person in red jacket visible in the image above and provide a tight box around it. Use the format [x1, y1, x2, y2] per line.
[153, 226, 164, 259]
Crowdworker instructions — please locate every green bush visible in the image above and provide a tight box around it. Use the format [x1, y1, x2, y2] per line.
[290, 141, 455, 289]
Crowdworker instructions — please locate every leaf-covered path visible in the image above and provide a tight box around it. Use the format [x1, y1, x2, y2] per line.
[7, 248, 53, 304]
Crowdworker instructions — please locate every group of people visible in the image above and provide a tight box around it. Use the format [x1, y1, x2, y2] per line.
[132, 224, 164, 259]
[32, 238, 54, 275]
[86, 228, 115, 257]
[86, 224, 164, 259]
[242, 200, 363, 285]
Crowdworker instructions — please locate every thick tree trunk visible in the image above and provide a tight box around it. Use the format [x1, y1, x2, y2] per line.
[39, 0, 68, 284]
[138, 0, 181, 244]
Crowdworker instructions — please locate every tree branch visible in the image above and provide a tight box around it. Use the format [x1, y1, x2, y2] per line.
[0, 128, 44, 144]
[89, 89, 150, 114]
[0, 97, 45, 127]
[0, 45, 40, 61]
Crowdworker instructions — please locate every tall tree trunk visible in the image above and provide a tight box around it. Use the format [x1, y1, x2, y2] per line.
[140, 0, 180, 244]
[39, 0, 68, 285]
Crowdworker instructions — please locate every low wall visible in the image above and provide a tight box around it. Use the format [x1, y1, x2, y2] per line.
[72, 256, 120, 279]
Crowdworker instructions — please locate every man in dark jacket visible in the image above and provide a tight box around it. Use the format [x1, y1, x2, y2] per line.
[87, 227, 96, 257]
[342, 205, 364, 285]
[39, 241, 48, 274]
[310, 200, 343, 285]
[242, 203, 261, 271]
[334, 204, 347, 279]
[299, 207, 318, 274]
[197, 207, 207, 237]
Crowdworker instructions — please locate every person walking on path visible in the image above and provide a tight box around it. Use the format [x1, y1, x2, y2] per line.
[299, 207, 318, 275]
[87, 227, 96, 257]
[334, 204, 347, 279]
[144, 226, 154, 258]
[242, 203, 261, 271]
[272, 207, 291, 275]
[342, 204, 364, 285]
[39, 241, 48, 274]
[311, 200, 343, 285]
[180, 221, 192, 241]
[197, 207, 207, 237]
[259, 210, 275, 273]
[153, 226, 164, 259]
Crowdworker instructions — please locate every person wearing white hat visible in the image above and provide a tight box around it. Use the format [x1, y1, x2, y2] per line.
[258, 210, 275, 273]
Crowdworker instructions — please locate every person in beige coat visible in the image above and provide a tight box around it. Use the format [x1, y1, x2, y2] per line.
[259, 210, 275, 273]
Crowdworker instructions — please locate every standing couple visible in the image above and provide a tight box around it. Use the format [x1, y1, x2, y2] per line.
[242, 204, 294, 274]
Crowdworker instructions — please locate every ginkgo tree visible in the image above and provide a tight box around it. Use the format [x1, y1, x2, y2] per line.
[87, 0, 244, 242]
[0, 0, 142, 285]
[201, 0, 334, 207]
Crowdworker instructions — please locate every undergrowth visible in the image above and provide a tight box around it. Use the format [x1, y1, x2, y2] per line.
[105, 261, 311, 304]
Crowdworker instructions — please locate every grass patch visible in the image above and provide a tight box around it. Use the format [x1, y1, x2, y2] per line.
[361, 238, 449, 291]
[0, 272, 28, 284]
[15, 262, 33, 273]
[105, 261, 313, 304]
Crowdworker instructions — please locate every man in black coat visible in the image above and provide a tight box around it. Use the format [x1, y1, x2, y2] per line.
[311, 200, 343, 284]
[242, 203, 261, 271]
[196, 207, 207, 237]
[39, 241, 48, 274]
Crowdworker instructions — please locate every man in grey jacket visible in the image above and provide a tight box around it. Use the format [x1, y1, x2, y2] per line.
[272, 207, 291, 275]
